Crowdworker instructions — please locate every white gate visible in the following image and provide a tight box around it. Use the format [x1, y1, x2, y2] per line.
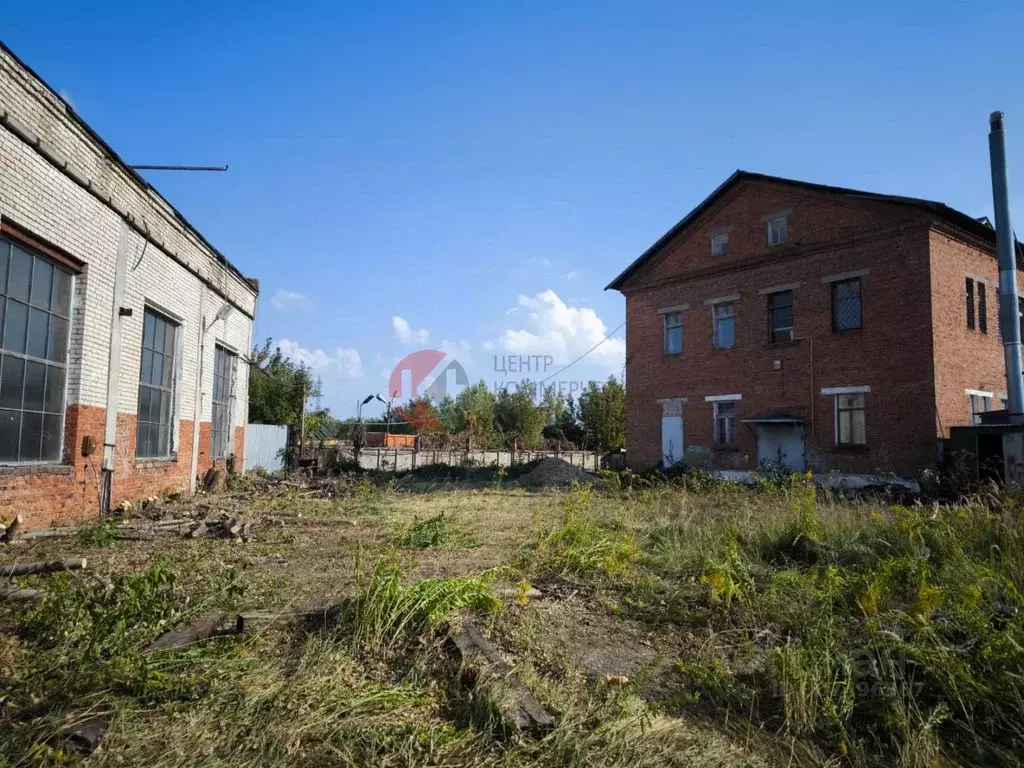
[244, 424, 289, 472]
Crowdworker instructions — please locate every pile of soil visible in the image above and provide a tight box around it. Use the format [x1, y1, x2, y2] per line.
[510, 457, 602, 488]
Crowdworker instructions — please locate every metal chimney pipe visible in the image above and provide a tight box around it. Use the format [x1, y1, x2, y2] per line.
[990, 111, 1024, 423]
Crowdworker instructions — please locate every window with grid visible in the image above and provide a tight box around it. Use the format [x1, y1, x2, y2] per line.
[663, 312, 683, 355]
[831, 278, 862, 332]
[713, 401, 736, 445]
[970, 393, 992, 425]
[136, 309, 178, 458]
[211, 345, 236, 458]
[966, 278, 976, 330]
[710, 232, 729, 256]
[0, 236, 73, 463]
[768, 290, 793, 343]
[836, 393, 866, 445]
[767, 216, 788, 246]
[713, 302, 735, 348]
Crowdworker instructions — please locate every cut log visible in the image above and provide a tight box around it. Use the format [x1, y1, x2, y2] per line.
[62, 716, 109, 753]
[17, 526, 82, 541]
[0, 557, 87, 577]
[188, 521, 208, 539]
[240, 521, 253, 542]
[235, 606, 335, 634]
[227, 518, 243, 537]
[1, 515, 23, 543]
[493, 587, 543, 602]
[0, 586, 46, 601]
[447, 621, 555, 733]
[203, 468, 225, 493]
[143, 611, 226, 653]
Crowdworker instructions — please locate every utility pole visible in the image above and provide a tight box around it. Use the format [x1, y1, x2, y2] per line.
[298, 378, 308, 462]
[990, 112, 1024, 423]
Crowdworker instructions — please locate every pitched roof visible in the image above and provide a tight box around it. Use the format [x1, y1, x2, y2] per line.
[606, 170, 1013, 291]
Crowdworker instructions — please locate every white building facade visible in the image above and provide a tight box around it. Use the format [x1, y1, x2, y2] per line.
[0, 42, 258, 527]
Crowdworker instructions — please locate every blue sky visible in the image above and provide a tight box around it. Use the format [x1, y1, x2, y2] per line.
[5, 1, 1024, 417]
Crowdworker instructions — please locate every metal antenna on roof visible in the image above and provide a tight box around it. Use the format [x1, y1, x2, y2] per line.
[129, 165, 229, 172]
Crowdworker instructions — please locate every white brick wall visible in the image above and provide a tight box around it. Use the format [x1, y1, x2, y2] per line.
[0, 45, 257, 446]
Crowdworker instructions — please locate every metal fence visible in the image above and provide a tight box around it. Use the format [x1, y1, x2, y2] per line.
[244, 424, 289, 473]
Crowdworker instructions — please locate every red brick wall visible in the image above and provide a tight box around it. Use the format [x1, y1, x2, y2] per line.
[622, 181, 941, 476]
[0, 402, 236, 529]
[929, 228, 1024, 437]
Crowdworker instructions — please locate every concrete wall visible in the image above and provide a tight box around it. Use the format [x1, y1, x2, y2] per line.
[356, 448, 604, 473]
[0, 44, 257, 527]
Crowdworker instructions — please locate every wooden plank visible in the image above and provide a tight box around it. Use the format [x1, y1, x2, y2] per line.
[142, 611, 226, 653]
[447, 621, 555, 733]
[235, 606, 334, 634]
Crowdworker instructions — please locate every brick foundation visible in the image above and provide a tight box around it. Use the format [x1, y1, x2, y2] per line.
[0, 404, 245, 529]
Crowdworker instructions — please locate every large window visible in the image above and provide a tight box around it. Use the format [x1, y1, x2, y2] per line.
[710, 232, 729, 256]
[713, 302, 735, 348]
[768, 290, 794, 343]
[663, 312, 683, 355]
[969, 392, 992, 425]
[767, 215, 788, 246]
[836, 393, 866, 445]
[136, 309, 178, 458]
[0, 237, 73, 463]
[832, 277, 862, 333]
[211, 345, 236, 459]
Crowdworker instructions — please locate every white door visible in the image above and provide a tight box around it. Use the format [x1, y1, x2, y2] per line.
[756, 425, 805, 471]
[662, 416, 684, 467]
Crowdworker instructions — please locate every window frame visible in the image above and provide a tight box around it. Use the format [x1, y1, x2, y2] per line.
[0, 235, 74, 466]
[135, 307, 179, 460]
[835, 393, 867, 446]
[831, 277, 863, 333]
[710, 232, 729, 256]
[713, 400, 736, 445]
[211, 344, 237, 459]
[663, 312, 683, 355]
[977, 281, 988, 334]
[968, 390, 993, 425]
[767, 290, 794, 343]
[712, 301, 736, 349]
[766, 215, 788, 246]
[966, 277, 976, 330]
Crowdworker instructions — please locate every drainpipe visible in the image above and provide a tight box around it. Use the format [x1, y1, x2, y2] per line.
[989, 112, 1024, 424]
[189, 286, 207, 492]
[100, 222, 132, 514]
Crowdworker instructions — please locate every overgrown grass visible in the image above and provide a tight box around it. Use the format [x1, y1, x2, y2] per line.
[397, 512, 477, 549]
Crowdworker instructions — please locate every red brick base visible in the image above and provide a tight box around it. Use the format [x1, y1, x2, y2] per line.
[0, 404, 246, 529]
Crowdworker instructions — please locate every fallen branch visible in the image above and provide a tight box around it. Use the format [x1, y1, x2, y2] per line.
[447, 621, 555, 734]
[0, 557, 87, 577]
[143, 611, 226, 653]
[16, 527, 82, 541]
[0, 586, 46, 601]
[235, 606, 336, 634]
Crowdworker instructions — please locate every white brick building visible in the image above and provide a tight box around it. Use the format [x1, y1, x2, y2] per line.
[0, 41, 258, 527]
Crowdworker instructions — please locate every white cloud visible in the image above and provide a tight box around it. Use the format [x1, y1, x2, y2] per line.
[494, 289, 625, 373]
[392, 315, 429, 344]
[276, 338, 363, 378]
[565, 270, 580, 280]
[440, 339, 472, 364]
[481, 340, 495, 350]
[271, 289, 310, 312]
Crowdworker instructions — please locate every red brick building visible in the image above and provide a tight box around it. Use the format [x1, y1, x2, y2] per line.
[608, 171, 1024, 477]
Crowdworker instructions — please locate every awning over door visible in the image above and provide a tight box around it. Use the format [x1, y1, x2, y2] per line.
[741, 412, 805, 425]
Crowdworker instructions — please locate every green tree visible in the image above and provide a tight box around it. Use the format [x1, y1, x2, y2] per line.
[453, 380, 497, 444]
[248, 338, 322, 427]
[577, 376, 626, 450]
[494, 380, 547, 449]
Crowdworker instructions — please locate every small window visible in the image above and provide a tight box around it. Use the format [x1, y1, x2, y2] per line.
[970, 393, 992, 425]
[136, 309, 178, 458]
[836, 393, 866, 445]
[966, 278, 975, 330]
[710, 232, 729, 256]
[977, 282, 988, 334]
[714, 401, 736, 445]
[767, 216, 788, 246]
[663, 312, 683, 355]
[832, 278, 862, 332]
[713, 302, 736, 349]
[768, 291, 794, 343]
[211, 345, 237, 459]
